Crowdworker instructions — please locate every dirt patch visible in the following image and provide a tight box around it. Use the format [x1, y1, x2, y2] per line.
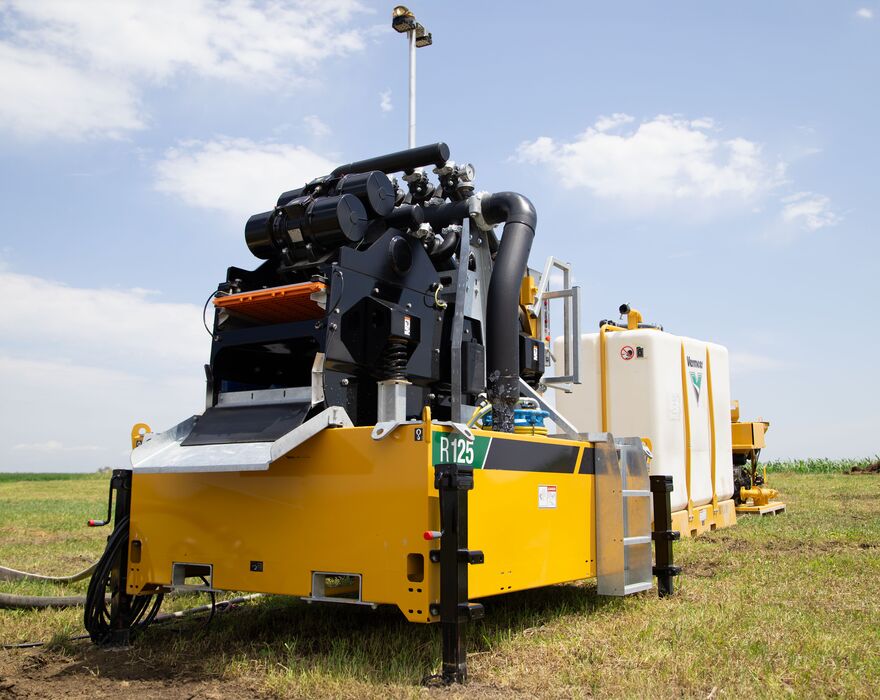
[700, 535, 751, 552]
[0, 646, 271, 700]
[849, 461, 880, 474]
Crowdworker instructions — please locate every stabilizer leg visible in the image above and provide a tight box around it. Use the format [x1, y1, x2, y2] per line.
[650, 474, 681, 597]
[432, 462, 484, 684]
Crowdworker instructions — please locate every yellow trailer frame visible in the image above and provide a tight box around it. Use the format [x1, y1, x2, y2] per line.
[126, 421, 597, 623]
[114, 406, 680, 681]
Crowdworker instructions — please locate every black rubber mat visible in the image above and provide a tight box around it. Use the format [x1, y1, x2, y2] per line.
[180, 402, 310, 446]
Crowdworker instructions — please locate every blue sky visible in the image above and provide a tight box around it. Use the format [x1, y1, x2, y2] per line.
[0, 1, 877, 470]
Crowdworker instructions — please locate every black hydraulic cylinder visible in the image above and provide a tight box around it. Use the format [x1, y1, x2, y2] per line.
[650, 474, 681, 597]
[331, 143, 450, 177]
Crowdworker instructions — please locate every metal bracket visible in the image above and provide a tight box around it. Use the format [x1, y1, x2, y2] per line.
[371, 419, 405, 440]
[517, 379, 579, 440]
[269, 406, 353, 460]
[431, 421, 475, 442]
[467, 191, 493, 232]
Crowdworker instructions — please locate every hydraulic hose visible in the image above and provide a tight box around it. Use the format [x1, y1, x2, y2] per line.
[0, 592, 88, 609]
[84, 515, 164, 644]
[482, 192, 537, 433]
[0, 562, 97, 584]
[428, 226, 460, 265]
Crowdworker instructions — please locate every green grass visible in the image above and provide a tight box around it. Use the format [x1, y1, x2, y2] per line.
[0, 471, 105, 483]
[764, 456, 879, 474]
[1, 466, 879, 698]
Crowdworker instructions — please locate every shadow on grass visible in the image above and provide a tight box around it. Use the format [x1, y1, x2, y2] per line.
[63, 581, 621, 687]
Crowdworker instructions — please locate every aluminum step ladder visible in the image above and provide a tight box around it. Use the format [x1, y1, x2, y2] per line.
[592, 434, 654, 596]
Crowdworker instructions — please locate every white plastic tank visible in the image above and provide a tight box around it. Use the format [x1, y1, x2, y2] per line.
[555, 328, 734, 513]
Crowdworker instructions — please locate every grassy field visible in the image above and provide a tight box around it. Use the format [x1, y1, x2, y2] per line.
[1, 463, 878, 698]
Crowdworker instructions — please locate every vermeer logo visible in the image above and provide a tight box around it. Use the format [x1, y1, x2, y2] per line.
[689, 370, 703, 403]
[686, 356, 704, 403]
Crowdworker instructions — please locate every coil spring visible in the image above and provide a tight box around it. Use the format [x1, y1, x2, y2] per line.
[382, 340, 408, 380]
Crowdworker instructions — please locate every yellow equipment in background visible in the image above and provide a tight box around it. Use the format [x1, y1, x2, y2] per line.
[731, 401, 785, 515]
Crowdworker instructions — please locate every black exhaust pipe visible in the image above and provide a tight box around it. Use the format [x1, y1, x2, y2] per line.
[482, 192, 537, 433]
[331, 143, 450, 177]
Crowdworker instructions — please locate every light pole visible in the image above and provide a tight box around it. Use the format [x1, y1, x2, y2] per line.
[392, 6, 432, 149]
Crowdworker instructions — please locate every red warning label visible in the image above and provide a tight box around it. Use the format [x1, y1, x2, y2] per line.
[620, 345, 635, 361]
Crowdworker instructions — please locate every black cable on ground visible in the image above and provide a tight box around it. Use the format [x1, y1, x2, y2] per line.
[199, 575, 216, 630]
[2, 594, 262, 650]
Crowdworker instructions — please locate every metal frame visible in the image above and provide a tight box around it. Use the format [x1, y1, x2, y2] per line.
[450, 219, 472, 423]
[533, 257, 581, 390]
[518, 378, 579, 440]
[302, 572, 378, 608]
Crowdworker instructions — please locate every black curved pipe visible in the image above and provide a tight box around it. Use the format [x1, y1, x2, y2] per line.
[482, 192, 537, 433]
[331, 143, 450, 177]
[384, 204, 425, 231]
[428, 225, 459, 264]
[422, 199, 469, 230]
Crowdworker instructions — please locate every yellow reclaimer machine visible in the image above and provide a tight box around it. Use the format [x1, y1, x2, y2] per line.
[83, 143, 682, 682]
[731, 402, 785, 515]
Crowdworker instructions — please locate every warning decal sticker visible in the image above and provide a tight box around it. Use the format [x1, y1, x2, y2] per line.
[538, 484, 558, 509]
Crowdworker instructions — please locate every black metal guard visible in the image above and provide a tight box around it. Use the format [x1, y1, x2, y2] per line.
[431, 462, 484, 684]
[650, 474, 681, 597]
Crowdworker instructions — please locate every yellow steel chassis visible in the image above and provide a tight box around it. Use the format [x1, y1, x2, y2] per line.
[126, 419, 596, 623]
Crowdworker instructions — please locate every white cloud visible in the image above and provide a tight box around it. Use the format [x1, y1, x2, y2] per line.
[155, 138, 336, 219]
[781, 191, 841, 231]
[303, 115, 331, 138]
[0, 270, 205, 371]
[516, 114, 785, 209]
[0, 44, 144, 139]
[0, 355, 203, 470]
[855, 8, 874, 19]
[0, 270, 207, 470]
[380, 89, 393, 113]
[0, 0, 368, 139]
[594, 113, 634, 132]
[12, 440, 101, 453]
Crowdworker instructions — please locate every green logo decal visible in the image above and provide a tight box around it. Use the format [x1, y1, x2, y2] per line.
[689, 370, 703, 403]
[432, 432, 492, 468]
